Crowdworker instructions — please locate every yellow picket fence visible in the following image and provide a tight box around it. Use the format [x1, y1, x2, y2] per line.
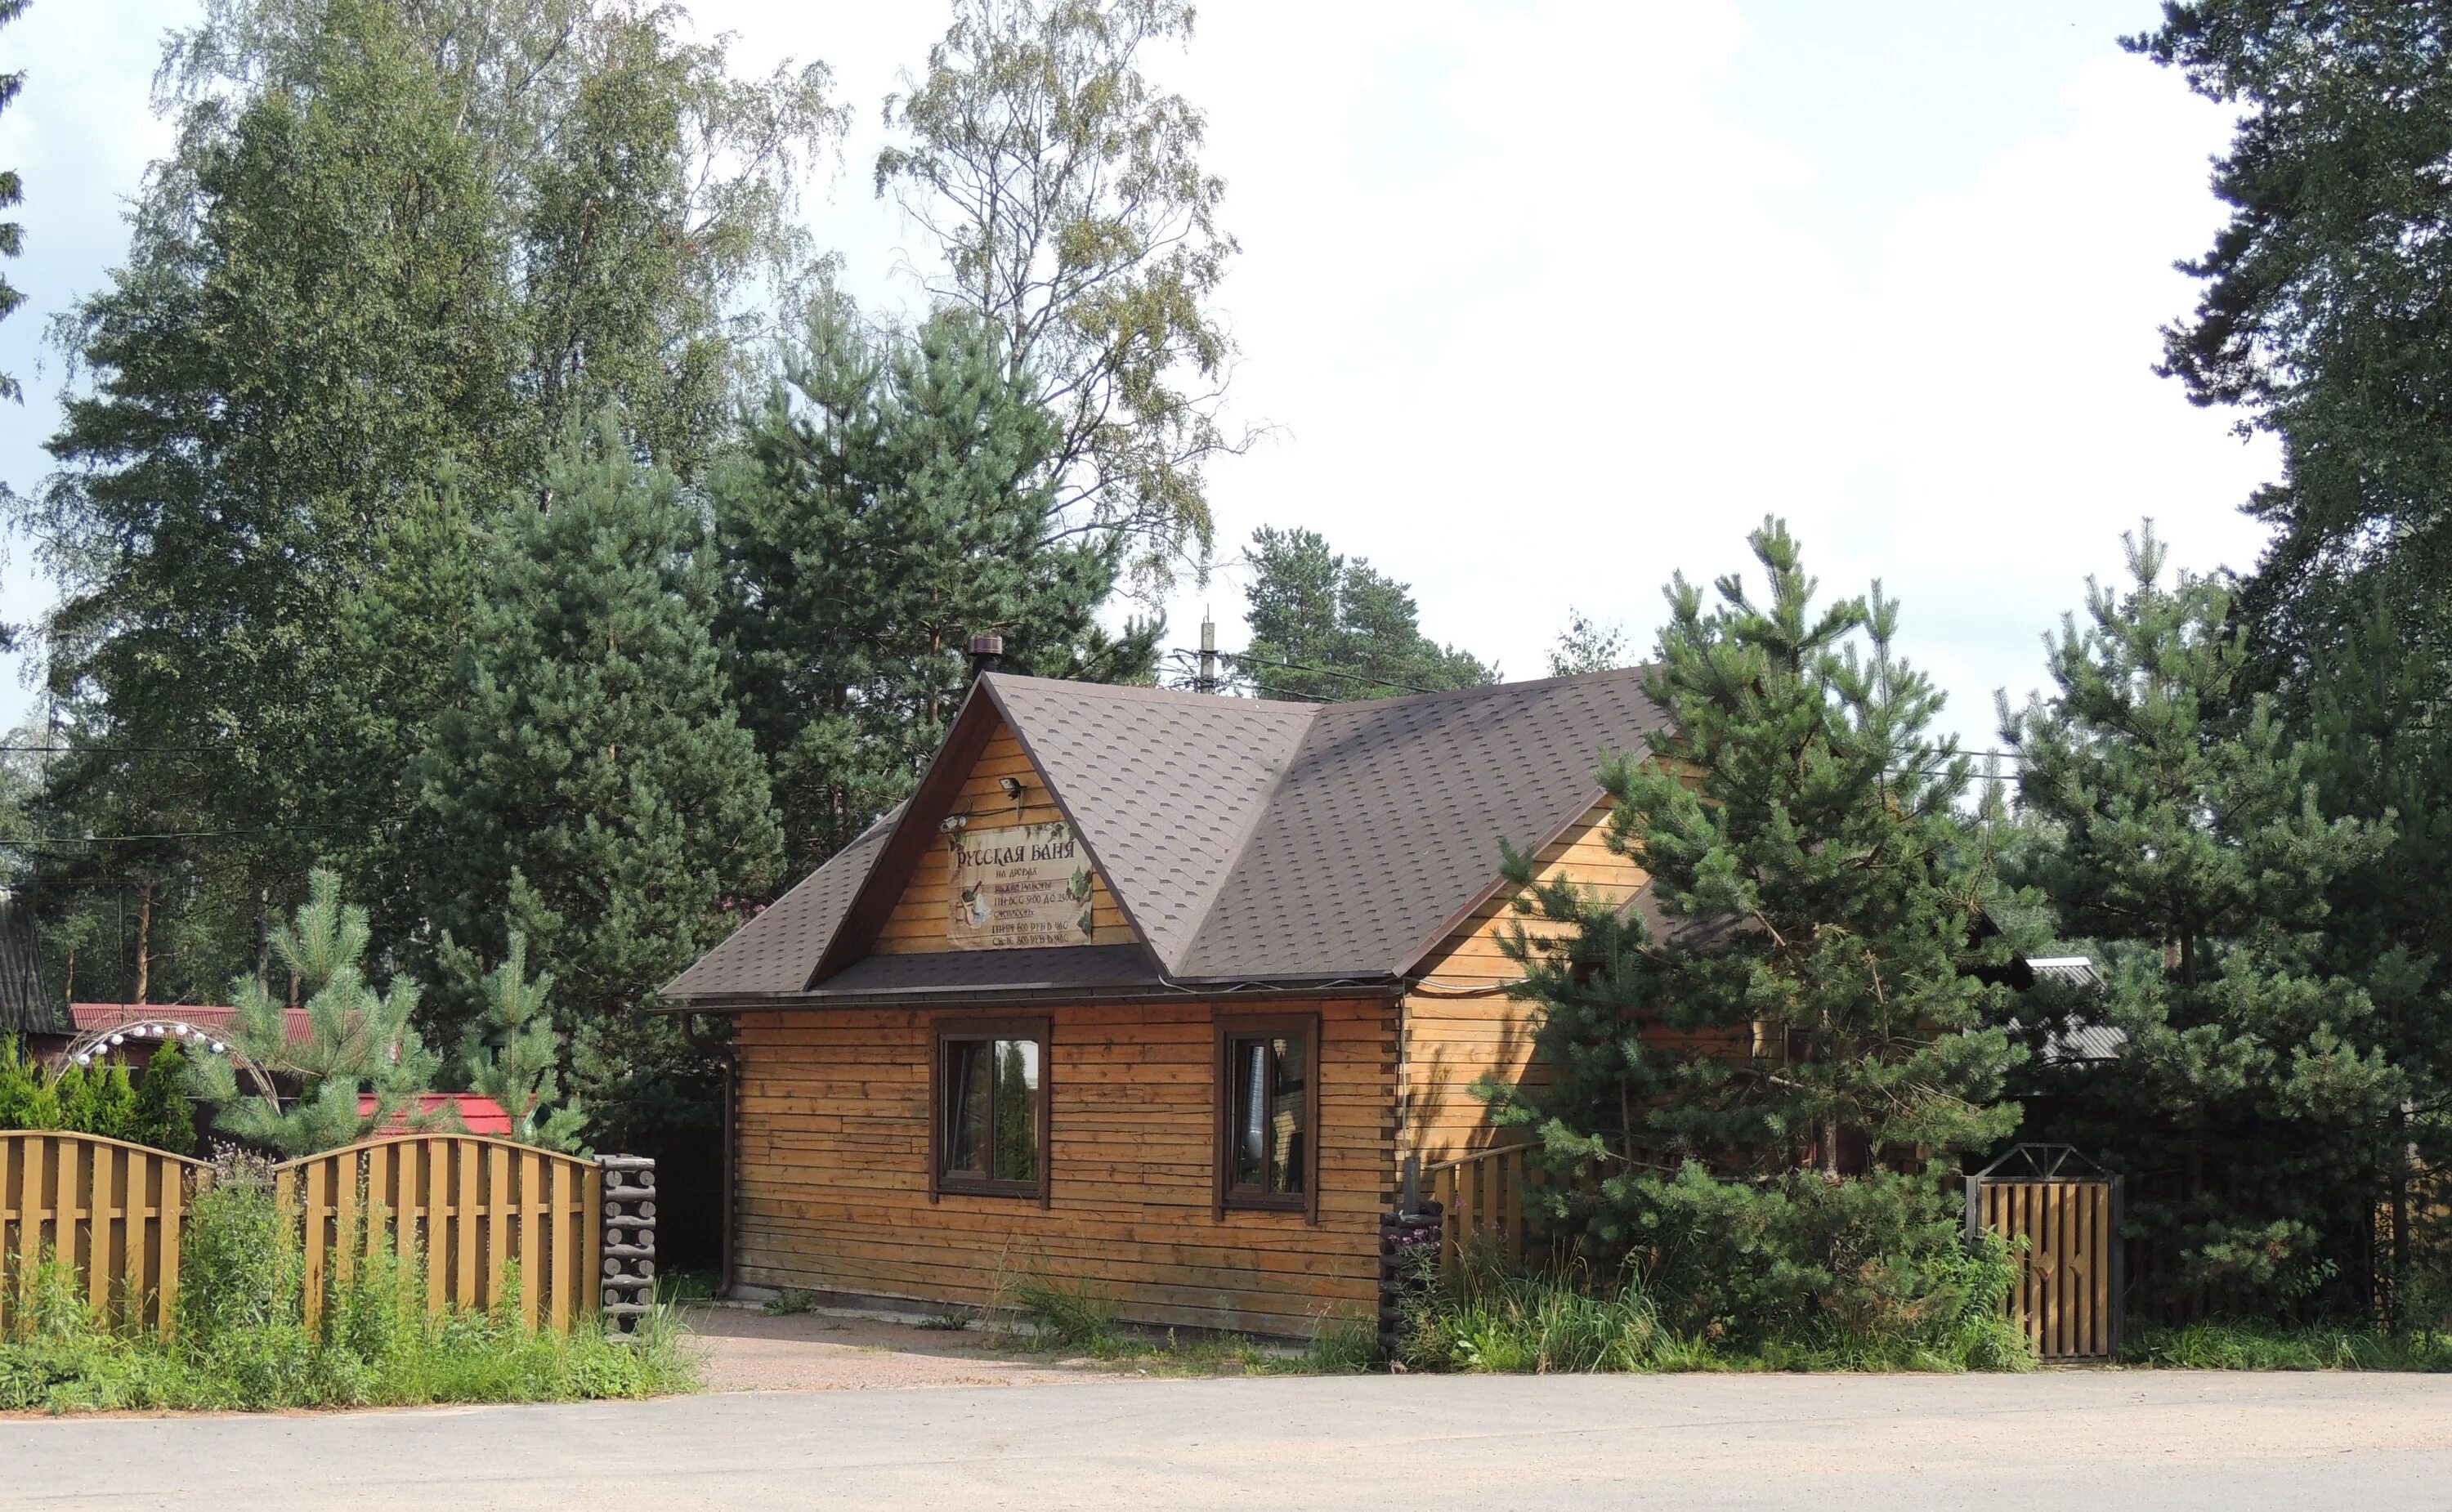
[275, 1135, 604, 1332]
[2, 1130, 608, 1337]
[0, 1131, 202, 1335]
[1426, 1144, 1533, 1273]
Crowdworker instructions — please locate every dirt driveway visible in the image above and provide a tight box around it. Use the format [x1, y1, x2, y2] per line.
[679, 1303, 1105, 1391]
[7, 1368, 2451, 1510]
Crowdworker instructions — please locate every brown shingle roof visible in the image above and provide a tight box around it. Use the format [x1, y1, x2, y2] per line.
[660, 807, 902, 1000]
[1174, 669, 1661, 980]
[991, 676, 1316, 968]
[662, 667, 1668, 1004]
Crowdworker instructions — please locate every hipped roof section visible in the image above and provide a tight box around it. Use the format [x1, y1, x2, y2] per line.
[662, 667, 1667, 1003]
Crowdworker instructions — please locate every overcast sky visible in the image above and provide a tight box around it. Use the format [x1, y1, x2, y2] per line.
[0, 0, 2276, 750]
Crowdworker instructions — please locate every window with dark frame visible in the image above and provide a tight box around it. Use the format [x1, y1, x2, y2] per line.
[1214, 1015, 1318, 1218]
[931, 1018, 1050, 1203]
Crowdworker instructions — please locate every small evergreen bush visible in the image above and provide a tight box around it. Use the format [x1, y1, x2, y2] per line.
[0, 1036, 199, 1152]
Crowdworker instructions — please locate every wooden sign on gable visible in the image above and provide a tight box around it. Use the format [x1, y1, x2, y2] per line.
[945, 820, 1098, 951]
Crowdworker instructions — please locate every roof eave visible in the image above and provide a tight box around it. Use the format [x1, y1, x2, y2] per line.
[660, 976, 1406, 1014]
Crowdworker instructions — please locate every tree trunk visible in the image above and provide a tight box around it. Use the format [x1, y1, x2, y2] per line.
[133, 879, 154, 1006]
[253, 884, 272, 993]
[2388, 1103, 2414, 1332]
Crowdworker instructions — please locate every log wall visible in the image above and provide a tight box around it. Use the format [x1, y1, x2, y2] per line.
[731, 996, 1398, 1338]
[1401, 801, 1646, 1164]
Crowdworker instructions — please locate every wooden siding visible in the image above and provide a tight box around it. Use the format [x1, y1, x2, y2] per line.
[1401, 801, 1646, 1165]
[731, 998, 1398, 1337]
[874, 718, 1139, 955]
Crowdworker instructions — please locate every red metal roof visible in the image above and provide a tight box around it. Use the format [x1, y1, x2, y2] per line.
[357, 1093, 513, 1137]
[69, 1002, 320, 1046]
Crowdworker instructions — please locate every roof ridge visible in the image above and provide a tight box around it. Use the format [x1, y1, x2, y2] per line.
[1303, 662, 1657, 717]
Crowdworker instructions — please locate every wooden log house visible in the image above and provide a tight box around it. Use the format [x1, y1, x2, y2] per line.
[661, 667, 1675, 1338]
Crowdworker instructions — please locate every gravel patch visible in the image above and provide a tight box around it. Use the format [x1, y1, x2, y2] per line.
[679, 1303, 1103, 1393]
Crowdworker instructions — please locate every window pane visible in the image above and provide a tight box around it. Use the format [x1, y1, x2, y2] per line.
[991, 1038, 1040, 1184]
[1267, 1034, 1306, 1195]
[944, 1040, 991, 1177]
[1233, 1040, 1269, 1188]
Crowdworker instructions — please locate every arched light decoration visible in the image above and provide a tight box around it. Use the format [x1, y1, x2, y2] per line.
[60, 1015, 276, 1101]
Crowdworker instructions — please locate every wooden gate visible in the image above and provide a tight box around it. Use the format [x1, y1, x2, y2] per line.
[274, 1135, 603, 1333]
[1969, 1146, 2122, 1361]
[0, 1131, 203, 1335]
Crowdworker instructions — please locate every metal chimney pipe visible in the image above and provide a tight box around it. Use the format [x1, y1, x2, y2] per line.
[967, 634, 1005, 678]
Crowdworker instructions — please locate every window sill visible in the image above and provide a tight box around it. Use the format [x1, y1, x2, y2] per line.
[934, 1179, 1048, 1202]
[1219, 1195, 1309, 1216]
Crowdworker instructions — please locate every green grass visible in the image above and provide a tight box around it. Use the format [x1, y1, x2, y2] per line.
[0, 1295, 699, 1415]
[655, 1269, 720, 1306]
[760, 1288, 824, 1317]
[1389, 1254, 2037, 1376]
[2123, 1322, 2452, 1371]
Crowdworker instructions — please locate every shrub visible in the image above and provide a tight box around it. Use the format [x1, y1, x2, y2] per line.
[0, 1036, 199, 1152]
[1584, 1163, 2024, 1360]
[1394, 1174, 2035, 1375]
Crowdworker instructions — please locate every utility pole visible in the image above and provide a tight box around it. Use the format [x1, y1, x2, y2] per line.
[1196, 614, 1219, 695]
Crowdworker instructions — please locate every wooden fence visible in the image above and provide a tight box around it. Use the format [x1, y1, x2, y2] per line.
[1426, 1145, 1532, 1273]
[275, 1135, 603, 1332]
[2, 1130, 612, 1338]
[1, 1131, 202, 1335]
[1975, 1176, 2121, 1360]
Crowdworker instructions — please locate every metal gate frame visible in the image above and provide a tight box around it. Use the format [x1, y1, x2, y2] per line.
[1967, 1144, 2124, 1360]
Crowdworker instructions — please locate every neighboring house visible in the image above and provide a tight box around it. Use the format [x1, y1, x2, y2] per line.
[46, 1002, 319, 1071]
[0, 889, 65, 1043]
[662, 667, 1675, 1337]
[359, 1092, 513, 1136]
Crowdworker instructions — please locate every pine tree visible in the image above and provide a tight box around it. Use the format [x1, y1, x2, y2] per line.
[414, 418, 782, 1150]
[188, 870, 441, 1157]
[1488, 519, 2025, 1340]
[130, 1041, 197, 1156]
[0, 0, 26, 403]
[1239, 527, 1495, 700]
[2002, 525, 2402, 1313]
[714, 297, 1158, 873]
[456, 930, 586, 1153]
[2298, 590, 2452, 1313]
[2131, 3, 2452, 667]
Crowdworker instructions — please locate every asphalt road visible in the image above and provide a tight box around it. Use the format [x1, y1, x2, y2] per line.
[6, 1370, 2450, 1511]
